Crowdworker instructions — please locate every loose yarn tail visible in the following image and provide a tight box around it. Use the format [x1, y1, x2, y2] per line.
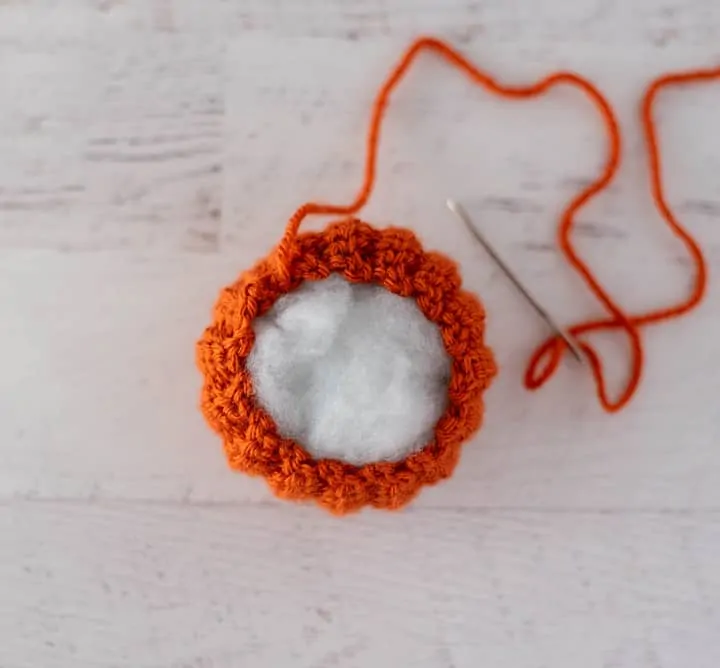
[274, 36, 712, 412]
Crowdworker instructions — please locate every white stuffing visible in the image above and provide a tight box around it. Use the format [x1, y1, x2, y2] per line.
[247, 274, 451, 465]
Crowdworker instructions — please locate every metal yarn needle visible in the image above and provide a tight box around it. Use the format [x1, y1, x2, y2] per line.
[446, 198, 585, 364]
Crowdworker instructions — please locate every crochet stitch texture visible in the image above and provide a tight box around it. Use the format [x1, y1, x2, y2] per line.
[196, 219, 496, 514]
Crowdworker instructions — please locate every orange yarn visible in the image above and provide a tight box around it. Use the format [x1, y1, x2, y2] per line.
[197, 37, 712, 513]
[526, 63, 714, 410]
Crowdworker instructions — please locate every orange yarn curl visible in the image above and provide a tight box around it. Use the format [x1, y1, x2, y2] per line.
[197, 37, 713, 513]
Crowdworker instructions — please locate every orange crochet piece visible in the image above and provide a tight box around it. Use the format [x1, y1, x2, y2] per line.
[197, 220, 495, 514]
[196, 37, 712, 513]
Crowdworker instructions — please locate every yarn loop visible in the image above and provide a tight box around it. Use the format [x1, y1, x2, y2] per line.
[274, 36, 711, 412]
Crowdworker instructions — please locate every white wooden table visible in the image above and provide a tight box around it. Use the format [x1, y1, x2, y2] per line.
[2, 2, 719, 666]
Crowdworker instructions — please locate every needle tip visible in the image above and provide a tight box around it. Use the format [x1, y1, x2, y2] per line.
[446, 198, 459, 215]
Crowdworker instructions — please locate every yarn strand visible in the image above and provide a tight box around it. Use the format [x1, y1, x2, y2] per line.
[277, 37, 711, 412]
[526, 65, 715, 410]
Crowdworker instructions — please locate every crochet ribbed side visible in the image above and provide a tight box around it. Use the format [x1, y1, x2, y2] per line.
[197, 219, 496, 514]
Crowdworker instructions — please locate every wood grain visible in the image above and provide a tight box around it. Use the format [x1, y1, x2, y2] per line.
[2, 1, 720, 666]
[2, 502, 719, 668]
